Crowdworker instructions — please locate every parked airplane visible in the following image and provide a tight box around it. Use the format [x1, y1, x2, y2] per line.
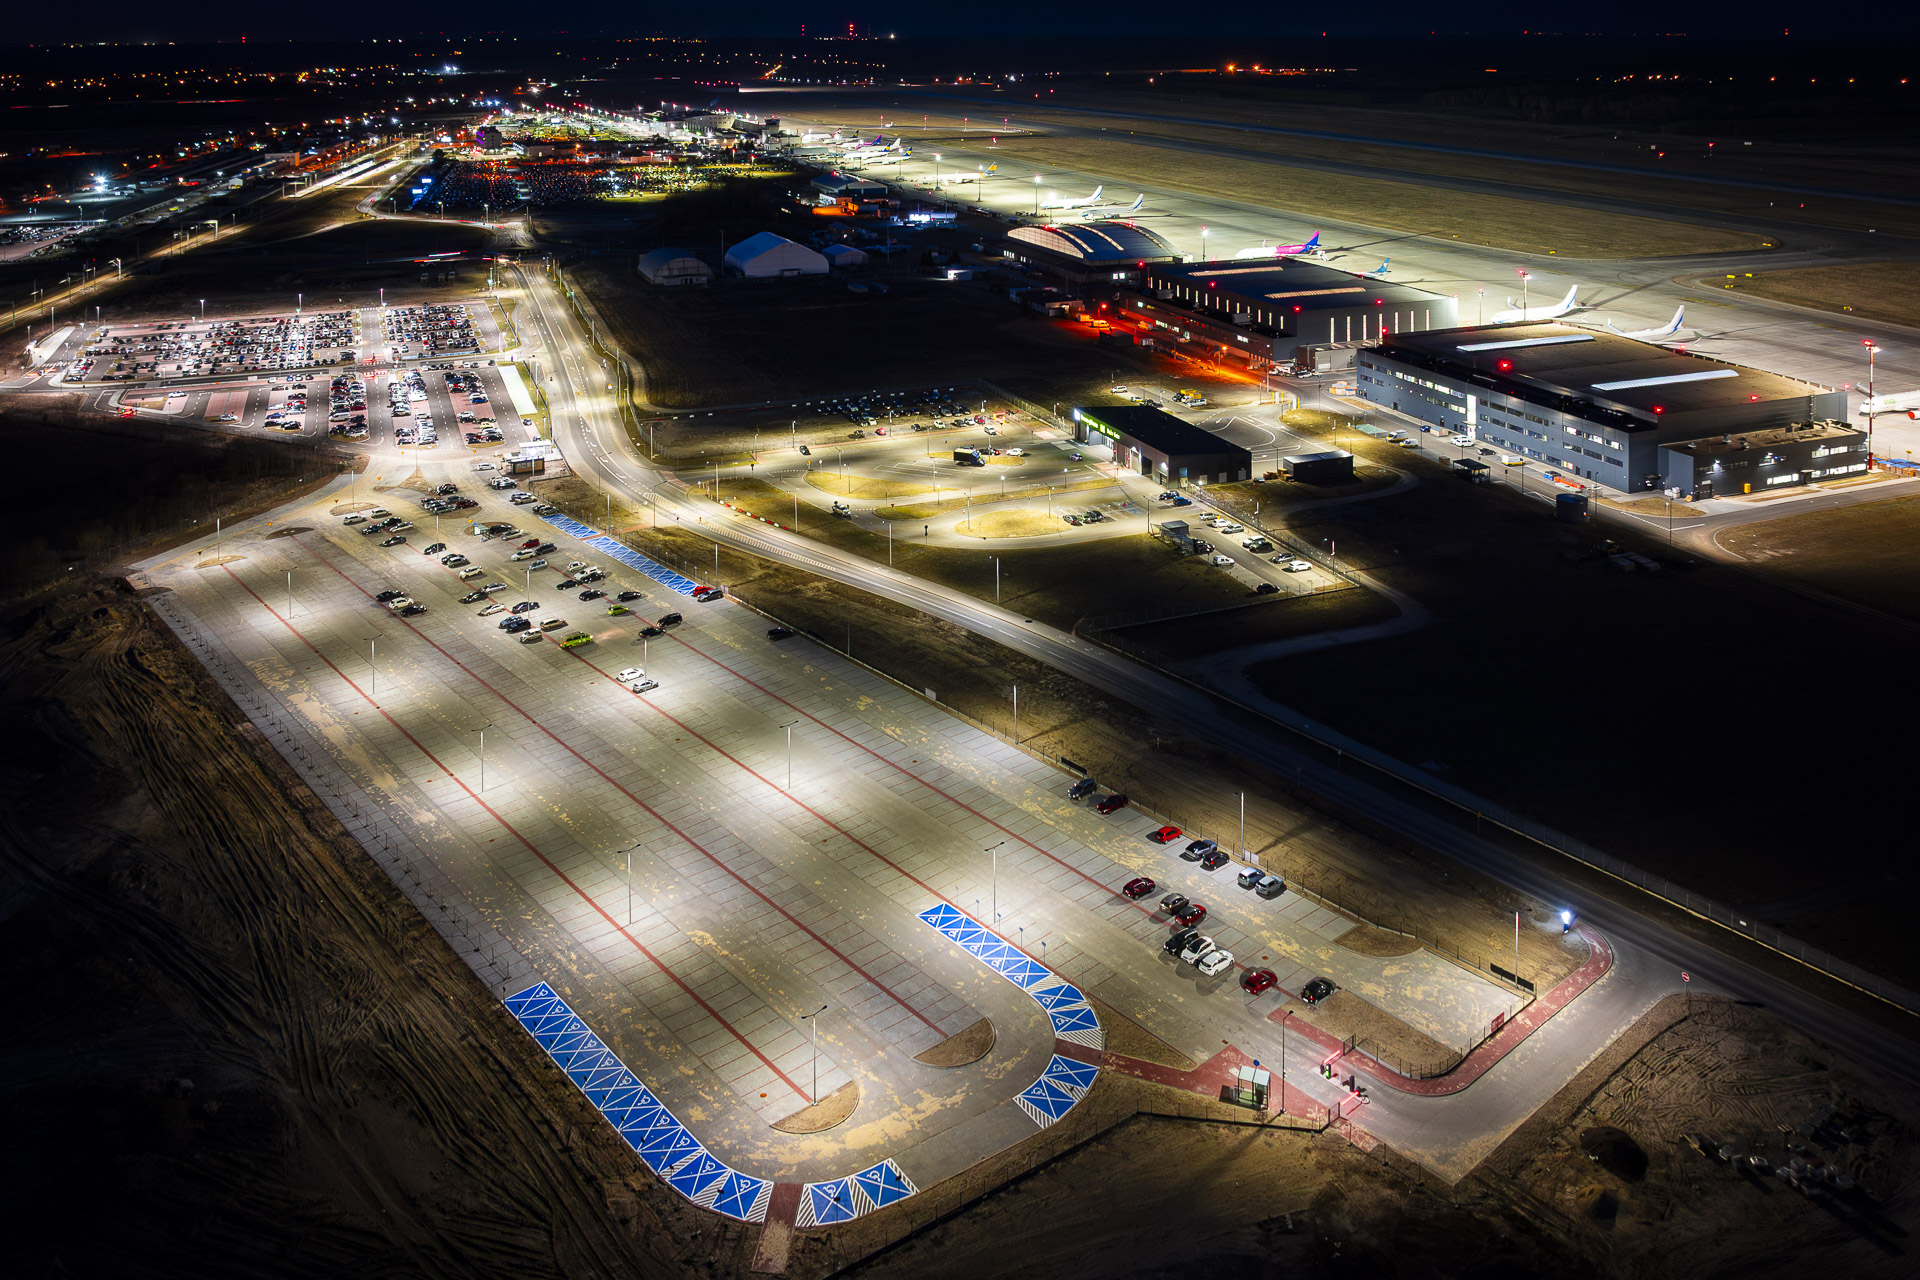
[1234, 232, 1325, 260]
[1362, 258, 1392, 278]
[1039, 184, 1103, 210]
[1490, 284, 1580, 324]
[842, 136, 904, 161]
[937, 163, 996, 185]
[798, 129, 844, 144]
[1862, 389, 1920, 418]
[1079, 194, 1145, 219]
[1605, 306, 1687, 342]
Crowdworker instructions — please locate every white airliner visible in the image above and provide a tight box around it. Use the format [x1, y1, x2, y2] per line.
[798, 129, 845, 144]
[1234, 232, 1324, 260]
[1605, 306, 1687, 342]
[1362, 258, 1391, 278]
[1079, 194, 1145, 219]
[843, 136, 905, 162]
[1039, 184, 1103, 211]
[936, 163, 996, 185]
[1490, 284, 1580, 324]
[1862, 390, 1920, 418]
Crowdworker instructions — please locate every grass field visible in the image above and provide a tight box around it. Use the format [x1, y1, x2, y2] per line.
[573, 261, 1122, 410]
[1227, 444, 1920, 987]
[803, 472, 934, 500]
[1106, 588, 1398, 662]
[985, 135, 1770, 258]
[1715, 491, 1920, 624]
[954, 509, 1064, 538]
[1716, 261, 1920, 330]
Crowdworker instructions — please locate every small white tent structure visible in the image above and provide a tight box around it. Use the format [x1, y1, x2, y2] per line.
[822, 243, 869, 269]
[636, 248, 713, 286]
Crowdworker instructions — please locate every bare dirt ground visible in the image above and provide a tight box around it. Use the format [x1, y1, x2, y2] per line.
[983, 135, 1767, 258]
[0, 580, 716, 1279]
[1464, 996, 1919, 1279]
[1715, 260, 1920, 330]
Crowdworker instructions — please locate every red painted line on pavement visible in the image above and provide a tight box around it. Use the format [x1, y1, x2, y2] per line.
[1269, 924, 1616, 1096]
[216, 563, 811, 1103]
[1105, 1044, 1326, 1121]
[286, 534, 945, 1039]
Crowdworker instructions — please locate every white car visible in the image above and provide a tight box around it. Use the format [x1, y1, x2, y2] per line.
[1196, 948, 1234, 978]
[1449, 435, 1473, 446]
[1282, 559, 1312, 573]
[1179, 934, 1215, 964]
[342, 514, 366, 525]
[627, 676, 660, 694]
[474, 461, 496, 471]
[1217, 522, 1244, 534]
[1209, 554, 1234, 567]
[615, 667, 646, 684]
[215, 412, 238, 423]
[511, 549, 536, 561]
[1005, 447, 1025, 457]
[478, 603, 505, 616]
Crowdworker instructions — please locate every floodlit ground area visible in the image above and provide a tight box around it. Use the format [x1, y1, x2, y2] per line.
[1716, 260, 1920, 331]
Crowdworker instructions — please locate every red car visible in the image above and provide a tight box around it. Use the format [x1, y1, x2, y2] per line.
[520, 538, 542, 549]
[1148, 825, 1182, 844]
[1171, 902, 1207, 928]
[1122, 876, 1157, 900]
[1095, 793, 1129, 815]
[1241, 968, 1278, 996]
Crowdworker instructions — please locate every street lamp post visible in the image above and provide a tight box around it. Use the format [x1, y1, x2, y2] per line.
[478, 721, 495, 792]
[1865, 341, 1882, 464]
[985, 840, 1006, 926]
[800, 1004, 828, 1106]
[1517, 269, 1530, 315]
[781, 720, 799, 790]
[364, 635, 381, 696]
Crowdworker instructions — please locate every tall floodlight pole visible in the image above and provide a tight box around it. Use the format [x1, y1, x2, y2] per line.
[800, 1004, 828, 1105]
[782, 720, 799, 790]
[985, 840, 1007, 925]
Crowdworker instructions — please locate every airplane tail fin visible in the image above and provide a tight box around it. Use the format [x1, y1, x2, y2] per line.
[1561, 285, 1579, 310]
[1090, 186, 1102, 201]
[1665, 305, 1685, 334]
[1302, 233, 1319, 250]
[1125, 195, 1143, 211]
[985, 163, 997, 174]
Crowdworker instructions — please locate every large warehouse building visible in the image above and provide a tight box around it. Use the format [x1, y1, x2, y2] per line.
[724, 232, 827, 278]
[1004, 220, 1180, 286]
[1121, 258, 1460, 370]
[1356, 322, 1859, 495]
[1070, 403, 1252, 485]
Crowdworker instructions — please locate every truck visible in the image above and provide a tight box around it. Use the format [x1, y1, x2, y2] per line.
[954, 447, 986, 467]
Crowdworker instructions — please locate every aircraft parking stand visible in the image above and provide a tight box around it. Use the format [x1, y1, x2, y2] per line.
[134, 478, 1518, 1195]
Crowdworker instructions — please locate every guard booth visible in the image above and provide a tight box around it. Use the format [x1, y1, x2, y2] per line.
[1229, 1064, 1272, 1111]
[504, 452, 547, 476]
[1451, 457, 1490, 484]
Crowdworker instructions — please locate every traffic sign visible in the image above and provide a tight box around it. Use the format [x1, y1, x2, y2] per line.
[1681, 971, 1691, 983]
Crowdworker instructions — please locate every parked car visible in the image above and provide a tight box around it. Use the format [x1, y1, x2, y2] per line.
[1302, 977, 1335, 1005]
[1238, 866, 1264, 889]
[478, 604, 504, 617]
[343, 514, 366, 526]
[693, 586, 724, 603]
[1241, 968, 1278, 995]
[1068, 777, 1098, 800]
[579, 589, 605, 601]
[1178, 933, 1215, 964]
[1172, 902, 1207, 928]
[1200, 848, 1230, 871]
[1163, 926, 1201, 956]
[539, 617, 567, 631]
[615, 667, 647, 684]
[1122, 877, 1156, 900]
[767, 627, 796, 641]
[499, 617, 530, 632]
[511, 601, 539, 614]
[375, 589, 404, 602]
[1095, 793, 1129, 815]
[559, 631, 592, 648]
[518, 631, 545, 643]
[1208, 554, 1234, 567]
[1148, 825, 1182, 844]
[1282, 560, 1312, 573]
[380, 535, 407, 547]
[657, 613, 683, 628]
[638, 625, 664, 639]
[1159, 891, 1189, 915]
[1196, 948, 1234, 978]
[617, 590, 644, 602]
[1255, 875, 1287, 899]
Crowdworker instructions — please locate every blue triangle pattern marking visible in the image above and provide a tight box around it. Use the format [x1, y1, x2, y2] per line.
[807, 1181, 859, 1225]
[1016, 1077, 1076, 1121]
[505, 981, 556, 1010]
[853, 1160, 915, 1208]
[711, 1172, 764, 1221]
[1049, 1005, 1099, 1034]
[1045, 1055, 1100, 1090]
[1029, 982, 1082, 1009]
[666, 1153, 729, 1198]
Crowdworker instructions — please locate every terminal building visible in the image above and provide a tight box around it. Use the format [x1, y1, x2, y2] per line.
[1122, 259, 1460, 371]
[1069, 403, 1252, 485]
[1004, 221, 1180, 287]
[1356, 322, 1860, 495]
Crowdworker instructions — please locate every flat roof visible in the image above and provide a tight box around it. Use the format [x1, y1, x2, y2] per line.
[1377, 322, 1832, 415]
[1151, 258, 1452, 313]
[1072, 403, 1249, 457]
[1664, 421, 1862, 457]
